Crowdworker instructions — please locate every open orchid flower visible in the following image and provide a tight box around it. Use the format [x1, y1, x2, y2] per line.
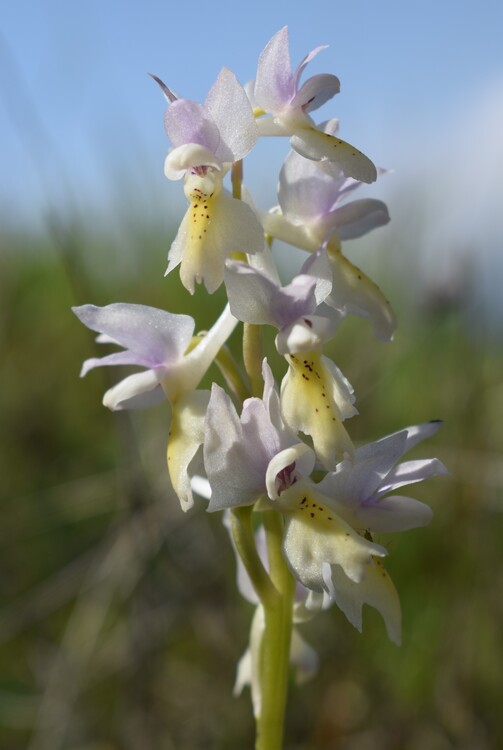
[271, 420, 448, 644]
[73, 302, 237, 510]
[204, 360, 387, 602]
[253, 27, 377, 183]
[224, 251, 356, 465]
[259, 121, 396, 341]
[315, 420, 449, 534]
[152, 68, 265, 293]
[224, 249, 338, 354]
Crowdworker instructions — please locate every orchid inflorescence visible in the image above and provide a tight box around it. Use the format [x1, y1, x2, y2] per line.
[73, 26, 447, 749]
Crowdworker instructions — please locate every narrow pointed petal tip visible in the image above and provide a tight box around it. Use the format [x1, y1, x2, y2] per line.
[148, 72, 177, 103]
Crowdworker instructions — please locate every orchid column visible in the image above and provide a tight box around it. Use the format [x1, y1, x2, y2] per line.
[73, 25, 447, 750]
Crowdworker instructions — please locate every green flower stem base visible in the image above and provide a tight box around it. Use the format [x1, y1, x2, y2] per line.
[256, 511, 295, 750]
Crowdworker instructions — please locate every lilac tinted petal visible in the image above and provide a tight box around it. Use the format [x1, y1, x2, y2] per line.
[359, 495, 433, 533]
[80, 350, 156, 377]
[165, 99, 220, 153]
[299, 249, 333, 304]
[403, 421, 444, 452]
[205, 386, 278, 511]
[292, 45, 327, 91]
[103, 369, 164, 411]
[255, 26, 294, 113]
[279, 147, 347, 221]
[205, 68, 258, 162]
[331, 199, 390, 241]
[224, 261, 280, 326]
[73, 304, 195, 367]
[291, 74, 340, 113]
[380, 458, 449, 494]
[317, 431, 407, 505]
[277, 275, 318, 321]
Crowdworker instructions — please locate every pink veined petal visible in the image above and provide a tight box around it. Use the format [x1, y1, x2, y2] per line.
[165, 99, 220, 153]
[205, 67, 258, 162]
[255, 26, 294, 113]
[291, 73, 340, 113]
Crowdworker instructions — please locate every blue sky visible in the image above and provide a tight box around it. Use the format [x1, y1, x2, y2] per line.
[1, 0, 502, 221]
[2, 0, 503, 316]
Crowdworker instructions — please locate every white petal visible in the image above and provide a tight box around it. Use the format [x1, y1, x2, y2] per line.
[281, 489, 387, 592]
[164, 143, 222, 179]
[359, 495, 433, 533]
[103, 369, 163, 411]
[167, 391, 210, 512]
[275, 315, 337, 355]
[380, 458, 449, 493]
[290, 629, 319, 684]
[167, 304, 238, 400]
[291, 127, 377, 184]
[327, 250, 396, 342]
[205, 67, 258, 162]
[328, 559, 401, 645]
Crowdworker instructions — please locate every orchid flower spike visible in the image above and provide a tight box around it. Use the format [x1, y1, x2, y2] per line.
[253, 27, 377, 183]
[152, 68, 264, 293]
[259, 121, 396, 341]
[72, 302, 237, 511]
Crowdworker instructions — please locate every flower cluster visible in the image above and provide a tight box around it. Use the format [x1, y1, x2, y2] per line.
[73, 25, 446, 723]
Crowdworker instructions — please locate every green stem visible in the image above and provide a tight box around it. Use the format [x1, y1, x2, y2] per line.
[231, 159, 243, 200]
[214, 344, 250, 404]
[256, 511, 295, 750]
[243, 323, 263, 397]
[230, 507, 277, 608]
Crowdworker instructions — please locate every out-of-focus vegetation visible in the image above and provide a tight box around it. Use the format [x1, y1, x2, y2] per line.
[1, 220, 502, 750]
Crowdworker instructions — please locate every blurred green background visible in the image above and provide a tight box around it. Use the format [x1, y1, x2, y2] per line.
[1, 202, 502, 750]
[2, 2, 503, 748]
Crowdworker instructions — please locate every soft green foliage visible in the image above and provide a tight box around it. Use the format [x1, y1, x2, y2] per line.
[1, 227, 502, 749]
